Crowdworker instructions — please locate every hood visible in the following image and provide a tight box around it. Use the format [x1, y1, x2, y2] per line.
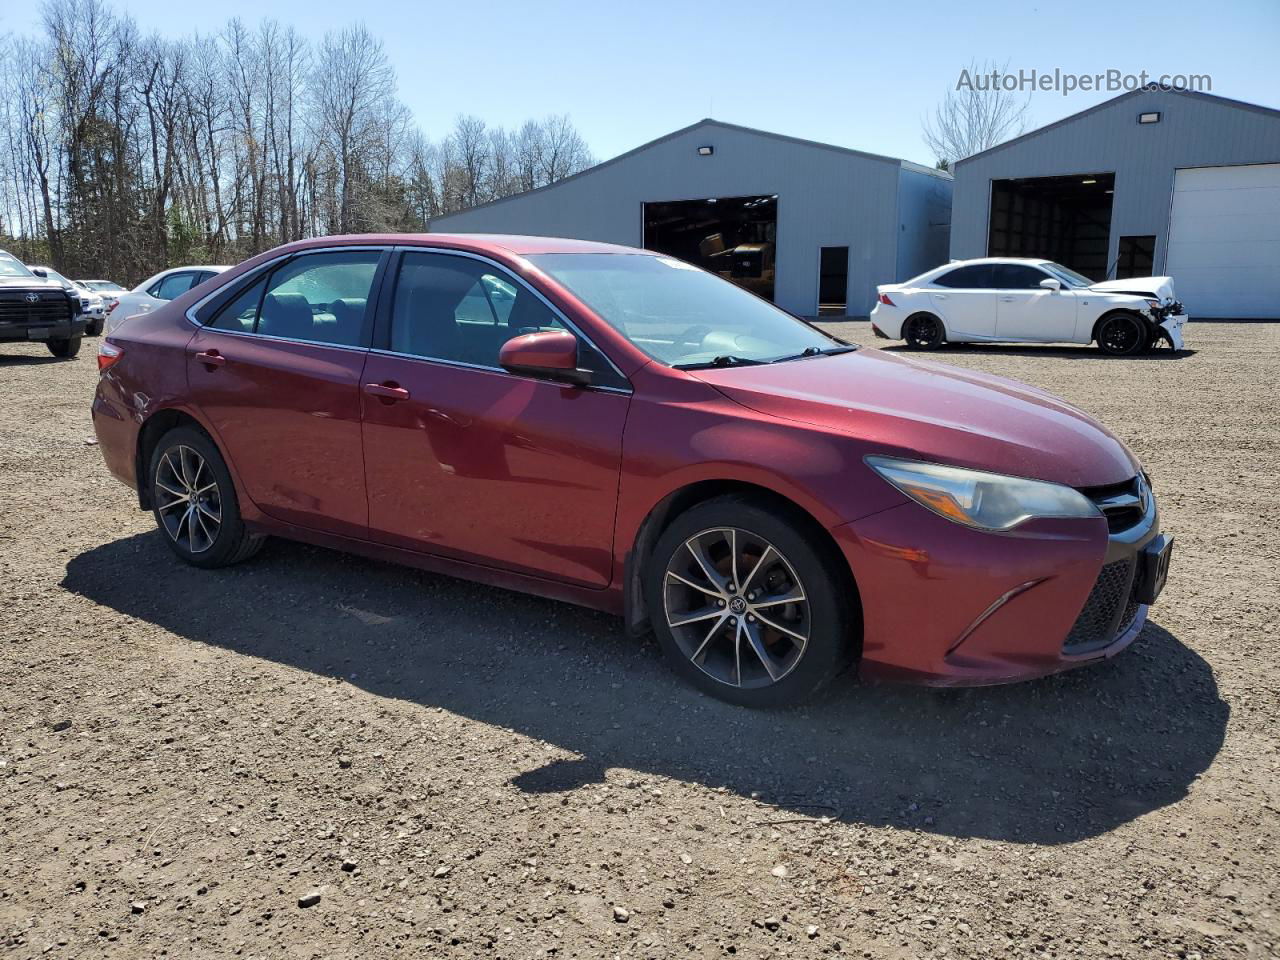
[692, 349, 1139, 488]
[1088, 276, 1175, 302]
[0, 275, 63, 290]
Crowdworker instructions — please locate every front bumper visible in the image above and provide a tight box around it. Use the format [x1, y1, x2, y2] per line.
[1158, 313, 1187, 350]
[834, 491, 1162, 686]
[0, 316, 87, 343]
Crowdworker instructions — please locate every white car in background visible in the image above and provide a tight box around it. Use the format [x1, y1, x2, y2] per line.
[106, 265, 230, 333]
[870, 258, 1187, 356]
[28, 265, 107, 336]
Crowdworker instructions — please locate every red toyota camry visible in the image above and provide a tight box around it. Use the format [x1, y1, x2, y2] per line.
[92, 234, 1172, 706]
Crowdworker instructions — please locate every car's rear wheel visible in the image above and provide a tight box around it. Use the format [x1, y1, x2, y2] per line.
[47, 335, 81, 358]
[903, 313, 945, 350]
[148, 426, 264, 568]
[646, 496, 855, 707]
[1096, 312, 1149, 356]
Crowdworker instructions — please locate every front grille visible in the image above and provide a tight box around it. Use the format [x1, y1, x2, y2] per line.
[1063, 558, 1137, 654]
[0, 296, 71, 326]
[1078, 476, 1147, 533]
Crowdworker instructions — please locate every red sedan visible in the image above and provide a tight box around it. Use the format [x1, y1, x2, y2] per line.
[91, 235, 1172, 706]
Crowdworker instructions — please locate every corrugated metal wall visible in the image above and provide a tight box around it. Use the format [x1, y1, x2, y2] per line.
[951, 89, 1280, 279]
[431, 121, 952, 317]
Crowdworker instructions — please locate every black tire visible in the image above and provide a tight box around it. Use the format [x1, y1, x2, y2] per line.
[1096, 312, 1149, 356]
[645, 495, 857, 707]
[47, 335, 82, 358]
[903, 313, 945, 350]
[86, 318, 104, 336]
[147, 425, 265, 569]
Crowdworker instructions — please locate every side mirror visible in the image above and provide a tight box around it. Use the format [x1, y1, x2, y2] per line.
[30, 267, 47, 278]
[1039, 277, 1061, 291]
[499, 329, 590, 386]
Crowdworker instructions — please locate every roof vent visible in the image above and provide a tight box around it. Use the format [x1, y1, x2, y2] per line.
[1138, 111, 1161, 124]
[697, 145, 714, 156]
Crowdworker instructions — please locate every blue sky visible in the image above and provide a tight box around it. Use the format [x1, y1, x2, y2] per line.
[5, 0, 1278, 166]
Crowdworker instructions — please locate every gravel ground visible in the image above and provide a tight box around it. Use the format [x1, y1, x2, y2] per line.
[1, 323, 1277, 959]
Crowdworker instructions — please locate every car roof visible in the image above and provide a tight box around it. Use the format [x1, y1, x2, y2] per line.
[942, 257, 1052, 267]
[274, 233, 647, 257]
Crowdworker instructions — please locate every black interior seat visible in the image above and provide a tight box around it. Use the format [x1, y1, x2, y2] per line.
[259, 292, 314, 340]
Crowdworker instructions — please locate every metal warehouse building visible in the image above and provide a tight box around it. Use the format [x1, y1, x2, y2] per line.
[430, 119, 953, 318]
[950, 86, 1280, 319]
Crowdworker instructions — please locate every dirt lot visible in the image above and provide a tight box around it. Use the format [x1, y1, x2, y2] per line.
[1, 323, 1277, 959]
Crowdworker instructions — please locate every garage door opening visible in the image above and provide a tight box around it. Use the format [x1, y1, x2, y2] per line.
[643, 194, 777, 302]
[987, 173, 1114, 280]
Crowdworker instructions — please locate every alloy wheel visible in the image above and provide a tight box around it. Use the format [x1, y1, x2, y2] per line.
[662, 527, 810, 689]
[1101, 316, 1143, 354]
[906, 315, 941, 348]
[155, 445, 222, 553]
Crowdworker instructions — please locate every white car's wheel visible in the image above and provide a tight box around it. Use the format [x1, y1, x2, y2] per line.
[903, 313, 945, 350]
[1096, 312, 1149, 357]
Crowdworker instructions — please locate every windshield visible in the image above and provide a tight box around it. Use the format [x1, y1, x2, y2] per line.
[84, 280, 125, 292]
[1042, 262, 1094, 288]
[40, 267, 73, 288]
[527, 253, 839, 367]
[0, 252, 35, 279]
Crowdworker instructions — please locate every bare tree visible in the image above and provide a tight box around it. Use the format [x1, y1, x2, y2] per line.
[922, 59, 1030, 168]
[0, 3, 596, 280]
[310, 24, 396, 233]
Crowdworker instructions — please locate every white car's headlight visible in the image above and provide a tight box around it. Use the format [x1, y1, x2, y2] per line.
[865, 456, 1101, 532]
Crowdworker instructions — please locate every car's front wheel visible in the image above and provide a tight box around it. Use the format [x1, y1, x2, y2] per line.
[1096, 312, 1149, 356]
[903, 313, 945, 350]
[47, 335, 81, 358]
[646, 496, 856, 707]
[148, 426, 264, 568]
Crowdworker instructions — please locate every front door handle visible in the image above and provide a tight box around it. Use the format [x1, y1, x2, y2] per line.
[999, 296, 1017, 302]
[364, 382, 410, 403]
[193, 349, 225, 367]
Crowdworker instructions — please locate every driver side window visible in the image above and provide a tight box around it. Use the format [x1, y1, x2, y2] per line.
[390, 253, 567, 366]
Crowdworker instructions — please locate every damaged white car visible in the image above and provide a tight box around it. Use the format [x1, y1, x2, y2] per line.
[871, 258, 1187, 356]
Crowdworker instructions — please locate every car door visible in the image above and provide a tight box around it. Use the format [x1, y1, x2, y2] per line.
[360, 249, 631, 587]
[927, 264, 997, 337]
[185, 247, 387, 539]
[993, 263, 1080, 341]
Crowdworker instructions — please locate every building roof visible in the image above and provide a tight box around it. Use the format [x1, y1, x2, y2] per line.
[430, 118, 950, 223]
[955, 85, 1280, 167]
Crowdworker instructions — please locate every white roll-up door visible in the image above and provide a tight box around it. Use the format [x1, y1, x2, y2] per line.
[1166, 163, 1280, 319]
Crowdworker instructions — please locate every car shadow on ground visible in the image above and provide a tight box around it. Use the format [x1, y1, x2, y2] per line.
[63, 533, 1228, 847]
[880, 343, 1197, 361]
[0, 351, 79, 365]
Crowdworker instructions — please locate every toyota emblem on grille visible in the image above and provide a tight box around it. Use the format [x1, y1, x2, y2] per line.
[24, 292, 39, 303]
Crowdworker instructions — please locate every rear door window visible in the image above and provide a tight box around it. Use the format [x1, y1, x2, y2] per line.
[206, 251, 381, 346]
[934, 265, 995, 289]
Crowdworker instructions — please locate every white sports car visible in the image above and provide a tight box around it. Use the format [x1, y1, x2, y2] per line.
[870, 258, 1187, 356]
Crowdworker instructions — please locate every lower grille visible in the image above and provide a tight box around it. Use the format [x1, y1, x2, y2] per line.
[1063, 558, 1138, 654]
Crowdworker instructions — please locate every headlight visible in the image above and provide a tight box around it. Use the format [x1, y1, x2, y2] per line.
[865, 456, 1101, 532]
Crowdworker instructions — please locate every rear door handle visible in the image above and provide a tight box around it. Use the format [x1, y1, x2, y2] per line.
[364, 382, 410, 402]
[933, 293, 948, 299]
[193, 349, 225, 367]
[999, 296, 1017, 302]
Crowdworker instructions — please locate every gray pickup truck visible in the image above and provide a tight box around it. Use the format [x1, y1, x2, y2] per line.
[0, 248, 85, 358]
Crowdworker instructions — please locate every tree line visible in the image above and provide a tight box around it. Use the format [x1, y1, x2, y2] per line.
[0, 0, 594, 285]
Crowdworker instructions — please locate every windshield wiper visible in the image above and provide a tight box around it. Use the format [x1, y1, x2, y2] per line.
[769, 344, 859, 363]
[673, 354, 767, 370]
